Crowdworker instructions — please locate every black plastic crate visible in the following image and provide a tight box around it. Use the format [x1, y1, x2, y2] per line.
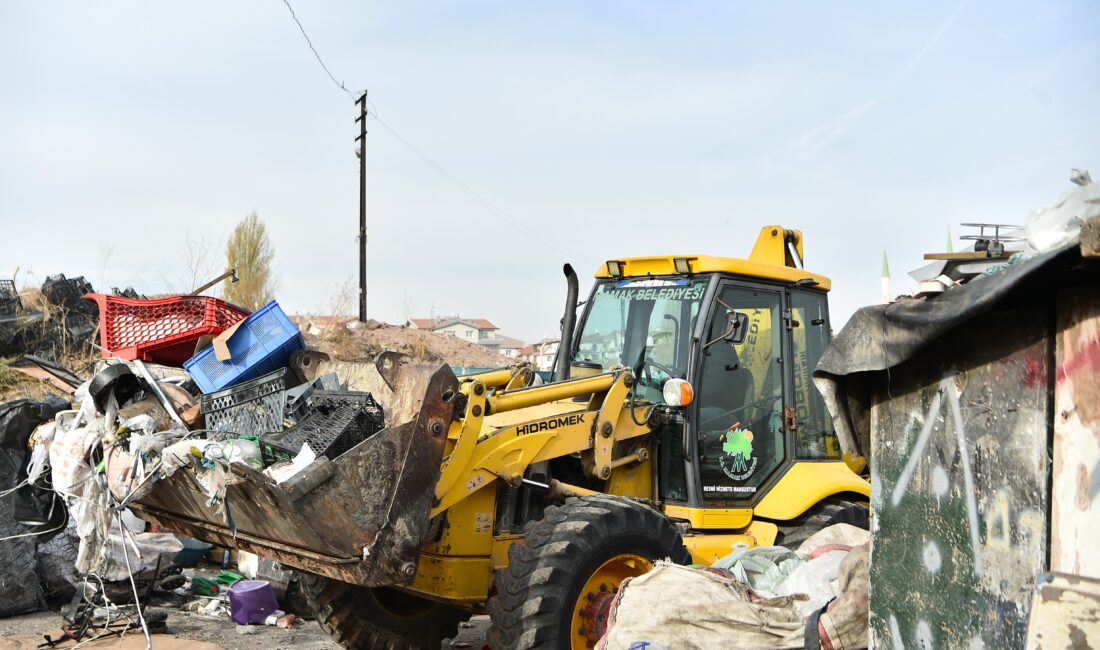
[201, 368, 288, 437]
[43, 274, 96, 314]
[261, 390, 384, 463]
[0, 280, 19, 317]
[111, 286, 145, 299]
[284, 372, 342, 423]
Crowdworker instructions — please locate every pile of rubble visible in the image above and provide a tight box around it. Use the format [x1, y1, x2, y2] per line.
[305, 318, 512, 367]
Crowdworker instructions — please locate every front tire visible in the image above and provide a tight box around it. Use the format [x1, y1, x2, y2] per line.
[300, 574, 469, 649]
[488, 495, 691, 650]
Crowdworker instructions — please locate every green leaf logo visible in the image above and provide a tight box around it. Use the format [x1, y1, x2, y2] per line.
[723, 429, 753, 459]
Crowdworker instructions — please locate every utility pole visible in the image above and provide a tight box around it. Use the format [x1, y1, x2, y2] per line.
[355, 91, 368, 322]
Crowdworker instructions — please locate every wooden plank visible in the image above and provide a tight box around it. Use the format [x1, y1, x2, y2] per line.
[1080, 215, 1100, 258]
[1052, 289, 1100, 577]
[10, 365, 76, 394]
[1026, 572, 1100, 649]
[922, 251, 1021, 260]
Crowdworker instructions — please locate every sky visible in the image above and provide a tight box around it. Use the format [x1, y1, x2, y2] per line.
[1, 1, 1097, 343]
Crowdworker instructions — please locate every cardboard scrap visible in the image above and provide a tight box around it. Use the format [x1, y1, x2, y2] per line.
[212, 320, 245, 362]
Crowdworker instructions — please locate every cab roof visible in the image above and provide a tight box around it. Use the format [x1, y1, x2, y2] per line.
[593, 225, 832, 291]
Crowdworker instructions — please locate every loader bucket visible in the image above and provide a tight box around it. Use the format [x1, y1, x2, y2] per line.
[127, 361, 460, 587]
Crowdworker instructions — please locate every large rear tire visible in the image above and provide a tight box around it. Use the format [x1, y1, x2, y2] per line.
[300, 574, 470, 650]
[776, 496, 869, 550]
[488, 495, 691, 650]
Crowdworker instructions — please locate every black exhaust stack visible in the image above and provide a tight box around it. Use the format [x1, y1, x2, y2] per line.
[555, 264, 579, 381]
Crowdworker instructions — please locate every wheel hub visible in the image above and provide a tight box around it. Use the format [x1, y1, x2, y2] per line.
[582, 589, 617, 642]
[571, 553, 653, 648]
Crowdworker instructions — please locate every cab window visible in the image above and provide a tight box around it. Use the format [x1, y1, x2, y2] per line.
[695, 286, 783, 499]
[573, 278, 705, 402]
[790, 290, 840, 459]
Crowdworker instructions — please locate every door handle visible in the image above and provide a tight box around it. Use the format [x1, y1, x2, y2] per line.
[784, 405, 797, 433]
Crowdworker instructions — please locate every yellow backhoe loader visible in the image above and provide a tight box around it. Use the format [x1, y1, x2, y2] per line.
[127, 226, 870, 649]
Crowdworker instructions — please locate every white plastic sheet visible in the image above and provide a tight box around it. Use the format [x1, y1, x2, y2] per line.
[1025, 174, 1100, 254]
[712, 545, 802, 595]
[775, 550, 847, 617]
[101, 525, 183, 581]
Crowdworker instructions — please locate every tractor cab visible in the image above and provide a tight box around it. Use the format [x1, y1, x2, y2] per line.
[567, 227, 850, 515]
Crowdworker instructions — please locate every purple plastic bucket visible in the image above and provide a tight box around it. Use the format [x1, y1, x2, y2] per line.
[228, 580, 280, 625]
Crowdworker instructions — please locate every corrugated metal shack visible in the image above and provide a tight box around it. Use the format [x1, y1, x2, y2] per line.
[815, 231, 1100, 648]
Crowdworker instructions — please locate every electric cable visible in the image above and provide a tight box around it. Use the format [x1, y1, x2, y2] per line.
[117, 511, 152, 650]
[278, 0, 596, 262]
[0, 519, 67, 542]
[280, 0, 356, 101]
[0, 477, 30, 498]
[370, 113, 592, 260]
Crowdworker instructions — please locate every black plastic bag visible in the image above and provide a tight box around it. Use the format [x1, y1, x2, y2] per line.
[0, 395, 70, 538]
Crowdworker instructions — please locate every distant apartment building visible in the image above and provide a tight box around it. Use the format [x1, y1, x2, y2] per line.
[497, 336, 525, 359]
[407, 316, 523, 358]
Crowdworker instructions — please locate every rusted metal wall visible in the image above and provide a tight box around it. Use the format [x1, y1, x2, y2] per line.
[869, 310, 1051, 649]
[1052, 289, 1100, 578]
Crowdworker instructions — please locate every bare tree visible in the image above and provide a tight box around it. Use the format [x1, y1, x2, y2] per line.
[224, 212, 277, 310]
[98, 243, 115, 292]
[174, 232, 221, 294]
[400, 289, 417, 324]
[327, 277, 355, 324]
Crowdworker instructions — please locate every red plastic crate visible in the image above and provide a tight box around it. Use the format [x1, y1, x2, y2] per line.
[85, 293, 249, 366]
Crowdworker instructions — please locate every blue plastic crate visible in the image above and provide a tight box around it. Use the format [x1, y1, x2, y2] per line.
[184, 301, 305, 394]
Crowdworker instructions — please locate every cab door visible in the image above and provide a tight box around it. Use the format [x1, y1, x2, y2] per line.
[691, 282, 787, 502]
[788, 287, 842, 460]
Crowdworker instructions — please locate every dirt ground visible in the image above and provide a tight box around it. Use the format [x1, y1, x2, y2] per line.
[0, 610, 491, 649]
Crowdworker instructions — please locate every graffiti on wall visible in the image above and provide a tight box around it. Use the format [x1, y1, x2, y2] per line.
[869, 313, 1049, 649]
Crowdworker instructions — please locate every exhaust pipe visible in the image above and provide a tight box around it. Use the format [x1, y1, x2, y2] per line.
[554, 264, 579, 381]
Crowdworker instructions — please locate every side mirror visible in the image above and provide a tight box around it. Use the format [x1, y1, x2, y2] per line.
[723, 312, 749, 345]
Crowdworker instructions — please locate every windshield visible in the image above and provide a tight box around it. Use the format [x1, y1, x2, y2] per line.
[573, 277, 708, 401]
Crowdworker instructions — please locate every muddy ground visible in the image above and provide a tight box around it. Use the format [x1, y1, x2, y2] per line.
[0, 610, 491, 649]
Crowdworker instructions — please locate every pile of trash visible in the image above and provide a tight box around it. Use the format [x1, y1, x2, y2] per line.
[0, 275, 98, 401]
[0, 289, 409, 640]
[0, 275, 152, 402]
[0, 274, 97, 360]
[597, 525, 871, 650]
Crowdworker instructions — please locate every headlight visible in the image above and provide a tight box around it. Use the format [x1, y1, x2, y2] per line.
[662, 378, 694, 407]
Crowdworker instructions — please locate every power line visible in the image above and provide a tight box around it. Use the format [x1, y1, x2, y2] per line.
[279, 0, 593, 262]
[370, 114, 588, 260]
[280, 0, 356, 100]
